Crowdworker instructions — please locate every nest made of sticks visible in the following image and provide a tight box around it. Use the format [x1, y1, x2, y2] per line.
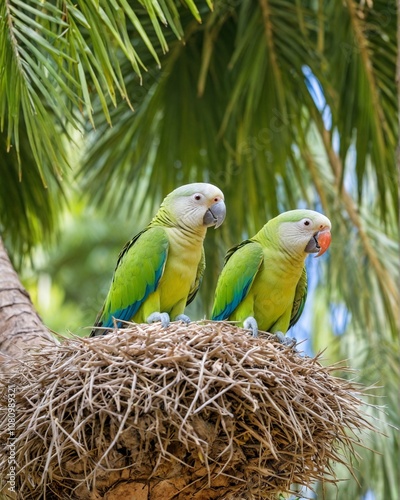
[0, 322, 372, 500]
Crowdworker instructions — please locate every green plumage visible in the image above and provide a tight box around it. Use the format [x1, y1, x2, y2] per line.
[91, 183, 225, 336]
[212, 209, 331, 335]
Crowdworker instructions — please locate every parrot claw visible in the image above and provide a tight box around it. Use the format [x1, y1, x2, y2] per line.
[273, 331, 297, 348]
[175, 314, 191, 324]
[147, 312, 170, 328]
[243, 316, 259, 338]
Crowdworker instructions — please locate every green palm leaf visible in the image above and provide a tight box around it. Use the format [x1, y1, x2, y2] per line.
[0, 0, 207, 253]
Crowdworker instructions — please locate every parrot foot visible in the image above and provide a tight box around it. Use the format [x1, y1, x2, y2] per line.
[243, 316, 259, 338]
[175, 314, 191, 324]
[273, 331, 297, 348]
[147, 312, 170, 328]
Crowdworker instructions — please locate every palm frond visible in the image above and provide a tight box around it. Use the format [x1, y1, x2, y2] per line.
[324, 0, 397, 216]
[1, 0, 208, 163]
[0, 0, 208, 251]
[0, 126, 64, 261]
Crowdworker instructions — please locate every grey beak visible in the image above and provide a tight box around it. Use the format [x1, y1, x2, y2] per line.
[305, 228, 331, 257]
[203, 200, 226, 228]
[304, 232, 320, 254]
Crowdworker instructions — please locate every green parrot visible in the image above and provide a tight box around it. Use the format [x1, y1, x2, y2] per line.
[91, 183, 226, 336]
[211, 209, 331, 340]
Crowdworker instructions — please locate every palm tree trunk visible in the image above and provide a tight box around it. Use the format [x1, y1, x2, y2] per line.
[0, 237, 56, 364]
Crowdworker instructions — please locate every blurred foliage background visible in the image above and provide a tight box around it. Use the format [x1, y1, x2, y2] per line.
[0, 0, 399, 498]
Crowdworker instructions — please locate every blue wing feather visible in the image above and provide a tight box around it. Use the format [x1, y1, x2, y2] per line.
[91, 227, 168, 334]
[212, 241, 263, 321]
[212, 278, 254, 320]
[101, 274, 164, 327]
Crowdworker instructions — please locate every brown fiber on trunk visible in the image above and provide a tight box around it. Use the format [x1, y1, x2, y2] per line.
[0, 238, 56, 365]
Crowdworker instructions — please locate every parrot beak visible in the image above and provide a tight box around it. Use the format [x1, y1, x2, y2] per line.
[203, 200, 226, 228]
[304, 227, 331, 257]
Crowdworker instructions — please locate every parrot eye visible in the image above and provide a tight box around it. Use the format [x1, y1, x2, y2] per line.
[302, 219, 311, 227]
[193, 194, 203, 201]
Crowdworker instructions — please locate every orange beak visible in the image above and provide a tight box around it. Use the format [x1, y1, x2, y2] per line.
[315, 228, 331, 257]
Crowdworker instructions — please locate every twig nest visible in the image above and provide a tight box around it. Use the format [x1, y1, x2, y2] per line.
[0, 322, 371, 499]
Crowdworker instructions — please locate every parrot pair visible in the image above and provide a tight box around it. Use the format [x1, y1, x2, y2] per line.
[91, 183, 331, 341]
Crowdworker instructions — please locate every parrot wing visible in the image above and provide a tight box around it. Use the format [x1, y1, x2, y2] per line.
[289, 266, 308, 329]
[211, 241, 264, 321]
[92, 227, 169, 331]
[186, 247, 205, 306]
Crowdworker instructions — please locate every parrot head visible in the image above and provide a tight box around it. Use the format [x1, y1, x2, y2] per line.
[161, 183, 226, 230]
[275, 209, 331, 258]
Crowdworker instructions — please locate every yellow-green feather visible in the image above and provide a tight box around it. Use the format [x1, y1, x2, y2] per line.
[91, 224, 206, 335]
[212, 218, 308, 333]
